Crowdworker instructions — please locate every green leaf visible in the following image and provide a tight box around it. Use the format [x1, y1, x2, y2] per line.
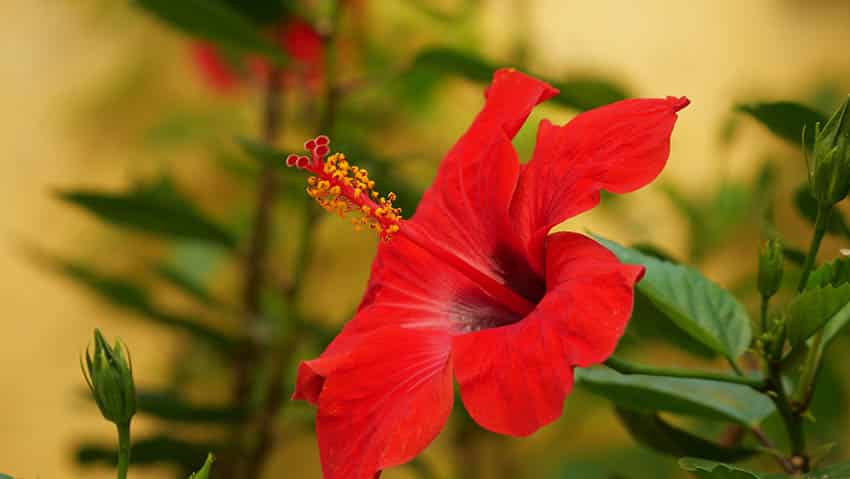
[188, 453, 215, 479]
[615, 408, 757, 462]
[793, 184, 850, 239]
[0, 474, 14, 479]
[133, 0, 286, 62]
[621, 292, 718, 358]
[787, 284, 850, 348]
[736, 101, 827, 148]
[137, 390, 244, 424]
[406, 47, 631, 111]
[220, 0, 290, 25]
[76, 434, 219, 470]
[807, 257, 850, 289]
[53, 258, 236, 352]
[678, 458, 765, 479]
[576, 367, 774, 425]
[58, 177, 237, 249]
[156, 264, 218, 307]
[811, 460, 850, 479]
[594, 236, 752, 361]
[548, 447, 681, 479]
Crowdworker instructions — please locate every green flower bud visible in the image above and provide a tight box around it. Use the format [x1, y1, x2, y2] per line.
[82, 329, 136, 425]
[188, 454, 215, 479]
[807, 95, 850, 206]
[758, 239, 784, 299]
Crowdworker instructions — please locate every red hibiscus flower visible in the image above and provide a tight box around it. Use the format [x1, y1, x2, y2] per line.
[190, 18, 323, 94]
[290, 69, 689, 479]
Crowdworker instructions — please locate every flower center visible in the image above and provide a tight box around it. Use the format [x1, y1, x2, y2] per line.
[287, 135, 402, 241]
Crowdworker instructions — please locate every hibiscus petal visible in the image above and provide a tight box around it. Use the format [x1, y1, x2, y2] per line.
[542, 232, 643, 366]
[401, 70, 557, 301]
[293, 231, 523, 405]
[451, 232, 642, 436]
[314, 326, 453, 479]
[510, 96, 689, 270]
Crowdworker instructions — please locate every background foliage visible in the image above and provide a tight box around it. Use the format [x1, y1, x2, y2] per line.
[3, 0, 850, 478]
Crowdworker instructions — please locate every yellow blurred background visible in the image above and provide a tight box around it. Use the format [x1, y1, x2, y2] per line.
[2, 0, 850, 478]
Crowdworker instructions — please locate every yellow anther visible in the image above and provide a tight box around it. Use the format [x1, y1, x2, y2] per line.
[298, 146, 402, 241]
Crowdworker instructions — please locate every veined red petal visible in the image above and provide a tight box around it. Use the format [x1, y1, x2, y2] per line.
[511, 96, 688, 271]
[294, 229, 524, 405]
[542, 232, 643, 366]
[451, 232, 642, 436]
[314, 326, 453, 479]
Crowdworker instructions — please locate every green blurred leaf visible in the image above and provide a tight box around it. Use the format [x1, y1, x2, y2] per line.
[188, 454, 214, 479]
[133, 0, 286, 62]
[54, 258, 236, 352]
[793, 184, 850, 239]
[736, 101, 827, 148]
[76, 434, 219, 470]
[811, 460, 850, 478]
[807, 257, 850, 289]
[678, 458, 765, 479]
[137, 390, 244, 424]
[220, 0, 290, 25]
[615, 408, 757, 462]
[406, 47, 631, 111]
[787, 284, 850, 348]
[156, 264, 218, 307]
[595, 236, 752, 361]
[0, 474, 14, 479]
[403, 0, 477, 22]
[550, 447, 680, 479]
[58, 177, 237, 249]
[662, 182, 752, 261]
[576, 367, 774, 425]
[236, 137, 290, 168]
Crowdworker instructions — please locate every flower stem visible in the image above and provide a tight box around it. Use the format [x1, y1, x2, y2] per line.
[797, 204, 831, 292]
[242, 4, 343, 478]
[791, 204, 833, 415]
[603, 357, 766, 388]
[116, 421, 131, 479]
[767, 361, 808, 472]
[760, 294, 769, 334]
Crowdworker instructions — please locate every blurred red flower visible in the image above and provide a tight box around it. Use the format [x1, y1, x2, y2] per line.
[189, 17, 323, 94]
[293, 69, 689, 479]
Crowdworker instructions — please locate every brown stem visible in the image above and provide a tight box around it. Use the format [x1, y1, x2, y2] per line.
[239, 5, 344, 477]
[233, 67, 284, 404]
[218, 67, 284, 479]
[750, 427, 795, 473]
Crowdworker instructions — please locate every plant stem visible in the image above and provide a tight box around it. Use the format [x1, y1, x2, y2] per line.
[242, 4, 343, 477]
[767, 361, 808, 472]
[797, 204, 831, 292]
[233, 66, 284, 405]
[750, 426, 795, 473]
[603, 357, 766, 388]
[760, 294, 769, 334]
[116, 421, 131, 479]
[219, 66, 284, 479]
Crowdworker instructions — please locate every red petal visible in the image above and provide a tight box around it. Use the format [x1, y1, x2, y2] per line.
[315, 326, 453, 479]
[403, 70, 557, 308]
[190, 42, 240, 93]
[294, 231, 523, 405]
[451, 232, 642, 436]
[542, 232, 643, 366]
[511, 97, 688, 269]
